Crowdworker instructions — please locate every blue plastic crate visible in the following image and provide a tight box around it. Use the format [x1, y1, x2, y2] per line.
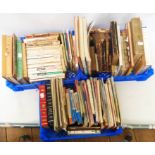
[40, 126, 123, 142]
[6, 66, 154, 91]
[114, 66, 154, 82]
[39, 75, 123, 141]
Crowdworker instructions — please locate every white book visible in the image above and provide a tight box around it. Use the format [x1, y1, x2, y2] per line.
[68, 130, 101, 135]
[27, 56, 61, 65]
[27, 53, 61, 59]
[23, 35, 59, 43]
[142, 27, 151, 69]
[27, 62, 62, 69]
[83, 17, 91, 74]
[29, 72, 65, 81]
[28, 65, 63, 74]
[79, 17, 87, 74]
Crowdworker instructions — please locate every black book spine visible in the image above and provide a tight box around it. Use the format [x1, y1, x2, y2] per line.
[45, 83, 54, 129]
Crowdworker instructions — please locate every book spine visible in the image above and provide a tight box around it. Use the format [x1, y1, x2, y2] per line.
[45, 83, 54, 129]
[6, 36, 13, 77]
[2, 35, 6, 78]
[130, 18, 145, 63]
[39, 85, 48, 128]
[16, 40, 23, 81]
[28, 71, 65, 79]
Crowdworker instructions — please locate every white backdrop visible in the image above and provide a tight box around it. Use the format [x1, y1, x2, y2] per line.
[0, 13, 155, 127]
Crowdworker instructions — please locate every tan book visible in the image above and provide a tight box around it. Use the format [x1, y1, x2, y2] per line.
[96, 79, 103, 126]
[120, 30, 130, 75]
[130, 18, 145, 64]
[100, 80, 109, 127]
[127, 22, 134, 73]
[22, 43, 28, 81]
[26, 32, 60, 39]
[79, 82, 89, 127]
[78, 17, 87, 74]
[60, 33, 68, 69]
[58, 79, 67, 130]
[104, 83, 114, 128]
[5, 35, 13, 78]
[109, 78, 121, 126]
[135, 27, 151, 74]
[83, 17, 91, 75]
[75, 81, 84, 116]
[86, 79, 95, 115]
[55, 79, 62, 129]
[2, 35, 19, 84]
[90, 78, 99, 123]
[66, 89, 72, 125]
[93, 78, 102, 126]
[82, 81, 94, 126]
[2, 35, 7, 78]
[111, 21, 119, 75]
[51, 79, 58, 131]
[107, 79, 117, 128]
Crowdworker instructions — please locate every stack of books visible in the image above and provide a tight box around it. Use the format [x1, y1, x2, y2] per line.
[2, 33, 66, 84]
[2, 17, 150, 84]
[89, 17, 150, 76]
[24, 33, 65, 82]
[39, 78, 121, 135]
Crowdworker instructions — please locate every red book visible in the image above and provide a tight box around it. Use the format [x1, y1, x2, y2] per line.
[39, 85, 48, 128]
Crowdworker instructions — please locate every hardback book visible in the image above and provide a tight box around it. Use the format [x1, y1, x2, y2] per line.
[68, 130, 101, 135]
[58, 79, 68, 130]
[78, 17, 87, 74]
[110, 21, 119, 76]
[51, 79, 59, 131]
[16, 40, 28, 83]
[2, 35, 19, 84]
[45, 83, 54, 129]
[39, 85, 48, 128]
[130, 18, 148, 74]
[130, 18, 145, 65]
[22, 42, 29, 81]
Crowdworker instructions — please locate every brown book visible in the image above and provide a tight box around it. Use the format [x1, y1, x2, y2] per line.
[58, 79, 67, 130]
[90, 30, 104, 72]
[2, 35, 19, 84]
[51, 79, 59, 131]
[65, 89, 72, 125]
[96, 79, 104, 127]
[130, 17, 147, 74]
[130, 18, 145, 64]
[55, 79, 62, 129]
[100, 80, 109, 128]
[107, 79, 117, 128]
[111, 21, 119, 66]
[109, 78, 121, 126]
[26, 32, 60, 39]
[67, 126, 101, 131]
[104, 82, 114, 128]
[120, 30, 131, 75]
[2, 35, 7, 78]
[90, 78, 99, 124]
[127, 22, 134, 74]
[6, 35, 13, 78]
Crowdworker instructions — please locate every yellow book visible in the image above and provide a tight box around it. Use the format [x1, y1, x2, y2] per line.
[2, 35, 6, 78]
[22, 43, 28, 80]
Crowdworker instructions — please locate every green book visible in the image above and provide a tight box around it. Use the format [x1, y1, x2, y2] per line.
[16, 40, 23, 81]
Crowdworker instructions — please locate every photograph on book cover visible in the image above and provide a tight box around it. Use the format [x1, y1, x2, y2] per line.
[0, 13, 155, 142]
